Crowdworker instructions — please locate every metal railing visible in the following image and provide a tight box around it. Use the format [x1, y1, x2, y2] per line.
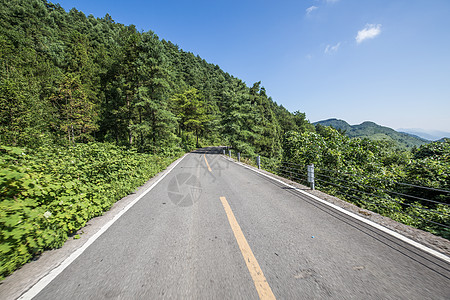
[220, 148, 450, 237]
[276, 161, 450, 234]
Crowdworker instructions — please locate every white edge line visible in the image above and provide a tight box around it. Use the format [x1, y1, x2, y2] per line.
[222, 156, 450, 264]
[18, 154, 188, 300]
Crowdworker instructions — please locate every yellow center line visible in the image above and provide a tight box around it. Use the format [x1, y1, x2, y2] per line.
[204, 154, 212, 172]
[219, 196, 276, 300]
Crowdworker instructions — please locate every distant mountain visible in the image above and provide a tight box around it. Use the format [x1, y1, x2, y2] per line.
[397, 128, 450, 141]
[314, 119, 430, 149]
[314, 119, 352, 132]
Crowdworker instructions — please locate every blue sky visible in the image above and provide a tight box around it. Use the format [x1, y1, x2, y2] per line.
[55, 0, 450, 133]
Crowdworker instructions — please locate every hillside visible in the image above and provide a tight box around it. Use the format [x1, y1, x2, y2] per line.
[0, 0, 315, 279]
[1, 1, 449, 282]
[314, 119, 429, 149]
[0, 0, 314, 157]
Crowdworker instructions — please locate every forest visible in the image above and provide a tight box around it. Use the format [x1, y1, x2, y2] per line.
[0, 0, 310, 154]
[0, 0, 448, 279]
[0, 0, 310, 279]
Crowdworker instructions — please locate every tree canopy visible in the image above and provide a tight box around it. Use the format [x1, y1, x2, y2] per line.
[0, 0, 310, 155]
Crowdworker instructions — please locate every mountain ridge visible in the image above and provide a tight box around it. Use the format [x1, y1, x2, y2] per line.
[313, 118, 430, 149]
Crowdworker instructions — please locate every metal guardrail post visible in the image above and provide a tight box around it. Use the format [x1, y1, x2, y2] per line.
[237, 152, 240, 162]
[228, 149, 231, 158]
[257, 156, 261, 169]
[307, 164, 315, 190]
[223, 149, 225, 155]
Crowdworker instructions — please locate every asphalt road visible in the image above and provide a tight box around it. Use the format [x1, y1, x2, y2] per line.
[24, 147, 450, 299]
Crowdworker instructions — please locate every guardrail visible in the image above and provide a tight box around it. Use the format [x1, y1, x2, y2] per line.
[221, 148, 450, 238]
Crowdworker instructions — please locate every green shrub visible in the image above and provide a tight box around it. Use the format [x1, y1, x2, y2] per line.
[0, 143, 181, 280]
[281, 130, 450, 239]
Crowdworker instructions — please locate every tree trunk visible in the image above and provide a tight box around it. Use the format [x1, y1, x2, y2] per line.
[139, 107, 143, 149]
[196, 129, 199, 148]
[127, 94, 133, 145]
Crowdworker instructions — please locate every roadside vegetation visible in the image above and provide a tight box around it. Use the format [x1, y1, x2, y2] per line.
[0, 0, 304, 279]
[0, 143, 180, 279]
[281, 127, 449, 239]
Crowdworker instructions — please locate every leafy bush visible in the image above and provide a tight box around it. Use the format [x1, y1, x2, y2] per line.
[280, 129, 449, 239]
[0, 143, 181, 280]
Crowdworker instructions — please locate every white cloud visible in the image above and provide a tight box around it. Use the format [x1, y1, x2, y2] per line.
[356, 24, 382, 44]
[306, 6, 318, 15]
[325, 42, 341, 54]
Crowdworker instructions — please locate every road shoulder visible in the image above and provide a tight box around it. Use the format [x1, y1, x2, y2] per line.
[221, 155, 450, 257]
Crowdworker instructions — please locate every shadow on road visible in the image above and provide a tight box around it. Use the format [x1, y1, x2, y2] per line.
[191, 146, 226, 155]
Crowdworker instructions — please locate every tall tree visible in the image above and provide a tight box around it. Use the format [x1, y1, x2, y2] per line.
[131, 31, 179, 153]
[171, 88, 209, 147]
[50, 73, 97, 144]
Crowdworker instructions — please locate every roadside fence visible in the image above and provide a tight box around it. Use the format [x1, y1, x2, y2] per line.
[220, 148, 449, 238]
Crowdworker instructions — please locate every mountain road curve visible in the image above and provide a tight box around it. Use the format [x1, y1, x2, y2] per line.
[5, 147, 450, 299]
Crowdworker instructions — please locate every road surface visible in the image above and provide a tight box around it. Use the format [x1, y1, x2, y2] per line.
[16, 147, 450, 299]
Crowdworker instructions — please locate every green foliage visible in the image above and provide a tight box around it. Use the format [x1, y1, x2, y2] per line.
[50, 73, 98, 143]
[402, 140, 450, 210]
[171, 88, 210, 147]
[412, 140, 450, 160]
[0, 1, 315, 279]
[281, 129, 450, 239]
[3, 0, 447, 280]
[220, 81, 288, 157]
[0, 143, 180, 280]
[314, 119, 429, 150]
[0, 0, 304, 155]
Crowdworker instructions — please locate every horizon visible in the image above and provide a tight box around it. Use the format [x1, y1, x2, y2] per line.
[313, 118, 450, 140]
[55, 0, 450, 132]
